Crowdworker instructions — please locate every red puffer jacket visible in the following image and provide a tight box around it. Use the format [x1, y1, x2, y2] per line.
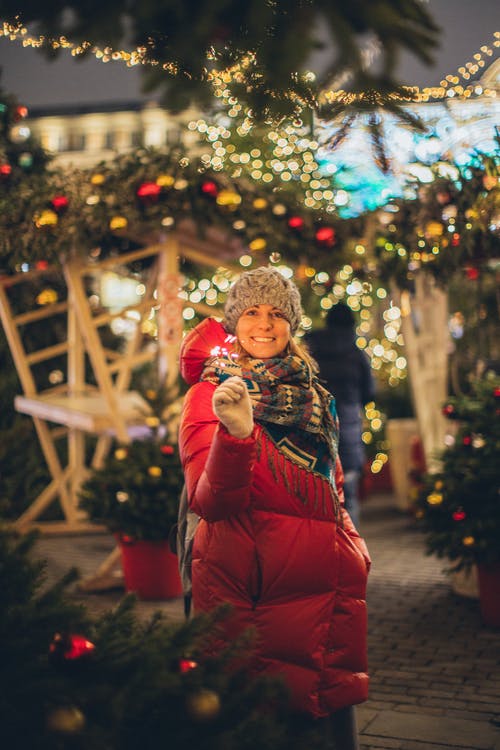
[179, 318, 371, 717]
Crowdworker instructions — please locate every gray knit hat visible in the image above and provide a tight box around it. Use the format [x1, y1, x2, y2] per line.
[224, 266, 303, 334]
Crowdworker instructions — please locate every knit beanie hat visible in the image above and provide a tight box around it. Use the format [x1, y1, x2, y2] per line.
[224, 266, 303, 334]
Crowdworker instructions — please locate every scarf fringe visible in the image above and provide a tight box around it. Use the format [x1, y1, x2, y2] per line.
[257, 428, 342, 525]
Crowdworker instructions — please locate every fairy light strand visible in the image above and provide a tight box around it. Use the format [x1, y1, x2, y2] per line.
[1, 19, 498, 107]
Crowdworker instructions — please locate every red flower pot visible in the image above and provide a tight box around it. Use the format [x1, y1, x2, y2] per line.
[118, 537, 183, 600]
[477, 562, 500, 628]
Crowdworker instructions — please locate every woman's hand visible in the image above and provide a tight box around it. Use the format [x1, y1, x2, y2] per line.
[212, 376, 254, 439]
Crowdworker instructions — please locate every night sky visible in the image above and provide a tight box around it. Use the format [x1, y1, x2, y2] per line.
[0, 0, 498, 109]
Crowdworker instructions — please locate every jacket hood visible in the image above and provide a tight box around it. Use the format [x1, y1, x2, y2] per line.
[180, 318, 235, 385]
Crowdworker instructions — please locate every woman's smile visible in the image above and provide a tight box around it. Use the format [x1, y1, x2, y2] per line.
[236, 304, 291, 358]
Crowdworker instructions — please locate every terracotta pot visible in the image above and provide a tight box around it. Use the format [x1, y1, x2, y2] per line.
[118, 537, 182, 600]
[477, 562, 500, 628]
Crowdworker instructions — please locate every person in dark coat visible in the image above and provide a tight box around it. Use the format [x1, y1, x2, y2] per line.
[306, 303, 375, 528]
[179, 268, 370, 749]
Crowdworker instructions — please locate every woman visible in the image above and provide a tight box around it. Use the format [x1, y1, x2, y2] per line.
[179, 267, 370, 749]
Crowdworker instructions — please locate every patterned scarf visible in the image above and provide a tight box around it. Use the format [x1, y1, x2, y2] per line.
[201, 353, 339, 472]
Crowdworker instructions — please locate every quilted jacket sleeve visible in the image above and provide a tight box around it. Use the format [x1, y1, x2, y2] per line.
[179, 382, 257, 522]
[335, 455, 371, 571]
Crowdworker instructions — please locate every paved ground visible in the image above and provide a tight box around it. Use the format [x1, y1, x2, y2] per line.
[34, 493, 500, 750]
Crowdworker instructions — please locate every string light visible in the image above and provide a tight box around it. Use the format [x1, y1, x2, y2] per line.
[1, 20, 498, 113]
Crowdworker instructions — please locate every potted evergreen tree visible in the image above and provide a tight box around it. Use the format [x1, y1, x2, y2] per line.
[415, 371, 500, 627]
[79, 387, 184, 600]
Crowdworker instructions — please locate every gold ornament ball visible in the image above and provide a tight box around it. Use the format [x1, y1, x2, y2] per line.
[156, 174, 175, 188]
[148, 465, 162, 477]
[36, 288, 58, 305]
[186, 689, 221, 721]
[249, 237, 267, 252]
[427, 492, 443, 506]
[35, 209, 58, 228]
[114, 448, 128, 460]
[253, 197, 268, 210]
[91, 173, 106, 185]
[46, 706, 86, 734]
[462, 535, 475, 547]
[109, 216, 128, 231]
[216, 189, 242, 208]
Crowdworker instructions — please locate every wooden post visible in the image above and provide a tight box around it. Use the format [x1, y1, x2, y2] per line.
[397, 273, 449, 473]
[157, 236, 183, 388]
[67, 289, 85, 520]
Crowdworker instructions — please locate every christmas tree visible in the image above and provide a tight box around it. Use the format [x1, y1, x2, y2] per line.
[0, 85, 61, 518]
[415, 370, 500, 571]
[79, 384, 185, 541]
[0, 523, 327, 749]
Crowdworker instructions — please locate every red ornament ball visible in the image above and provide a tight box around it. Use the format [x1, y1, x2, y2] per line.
[493, 387, 500, 399]
[51, 195, 69, 213]
[201, 180, 219, 198]
[179, 658, 198, 673]
[287, 216, 304, 230]
[315, 226, 336, 247]
[160, 444, 175, 455]
[465, 266, 479, 280]
[0, 163, 12, 178]
[462, 435, 472, 446]
[452, 509, 466, 521]
[137, 182, 162, 201]
[49, 633, 96, 662]
[442, 404, 455, 417]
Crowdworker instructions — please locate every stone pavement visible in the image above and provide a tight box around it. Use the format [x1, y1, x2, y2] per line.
[34, 493, 500, 750]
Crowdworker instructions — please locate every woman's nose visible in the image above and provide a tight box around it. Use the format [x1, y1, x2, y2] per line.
[257, 314, 273, 329]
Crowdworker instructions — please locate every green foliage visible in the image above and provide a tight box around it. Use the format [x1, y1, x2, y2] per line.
[415, 371, 500, 570]
[0, 526, 324, 750]
[0, 88, 50, 185]
[0, 527, 89, 746]
[79, 437, 183, 541]
[373, 148, 500, 289]
[79, 386, 184, 540]
[3, 1, 439, 121]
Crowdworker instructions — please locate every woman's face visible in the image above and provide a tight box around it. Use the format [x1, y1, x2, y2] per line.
[236, 303, 291, 359]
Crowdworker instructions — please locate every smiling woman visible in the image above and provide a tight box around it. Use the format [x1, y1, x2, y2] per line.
[178, 266, 371, 749]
